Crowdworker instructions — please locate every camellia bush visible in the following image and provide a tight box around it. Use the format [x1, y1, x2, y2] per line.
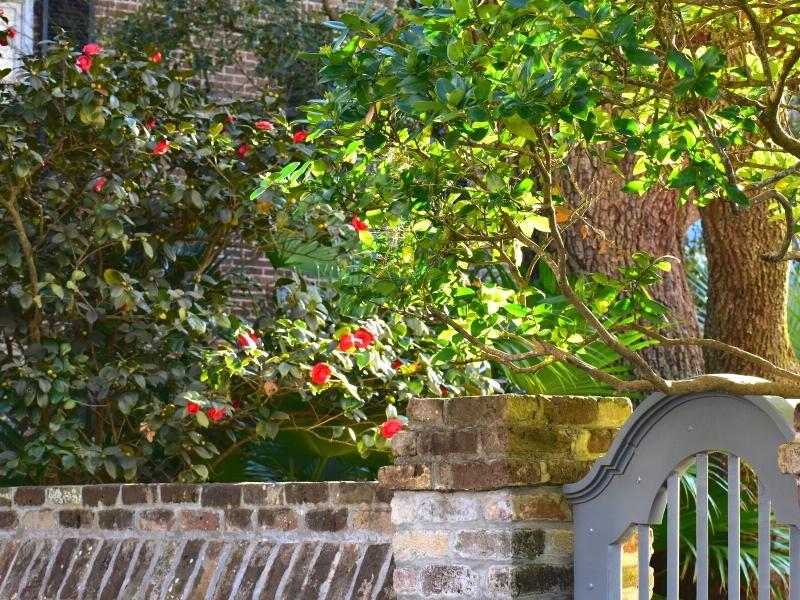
[0, 34, 498, 485]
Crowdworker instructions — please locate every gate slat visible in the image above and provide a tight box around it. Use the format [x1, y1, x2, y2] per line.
[638, 525, 649, 600]
[758, 482, 771, 600]
[728, 455, 740, 600]
[667, 472, 680, 600]
[791, 526, 800, 600]
[696, 453, 709, 600]
[608, 543, 622, 600]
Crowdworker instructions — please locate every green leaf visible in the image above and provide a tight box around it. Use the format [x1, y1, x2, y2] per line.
[103, 269, 125, 285]
[625, 48, 660, 66]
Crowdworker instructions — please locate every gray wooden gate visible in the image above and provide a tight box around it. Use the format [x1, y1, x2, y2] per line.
[565, 391, 800, 600]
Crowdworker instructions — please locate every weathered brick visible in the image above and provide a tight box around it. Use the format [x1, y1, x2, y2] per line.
[351, 508, 393, 533]
[305, 508, 348, 532]
[46, 486, 83, 506]
[454, 530, 511, 559]
[444, 395, 538, 425]
[0, 489, 11, 507]
[542, 458, 595, 484]
[163, 538, 204, 600]
[513, 490, 572, 521]
[390, 493, 416, 525]
[547, 529, 574, 554]
[393, 568, 417, 594]
[257, 544, 297, 599]
[98, 509, 133, 529]
[329, 482, 375, 505]
[323, 543, 361, 600]
[201, 485, 241, 508]
[779, 442, 800, 474]
[224, 508, 253, 531]
[184, 540, 224, 600]
[143, 540, 182, 599]
[257, 508, 299, 531]
[19, 539, 57, 598]
[299, 543, 339, 597]
[160, 484, 200, 504]
[59, 509, 94, 529]
[121, 484, 157, 504]
[0, 511, 17, 530]
[279, 542, 318, 599]
[597, 397, 633, 426]
[489, 564, 573, 595]
[14, 487, 44, 506]
[59, 538, 99, 600]
[484, 491, 513, 521]
[420, 565, 479, 596]
[406, 397, 445, 426]
[0, 539, 36, 595]
[481, 426, 575, 454]
[543, 396, 600, 424]
[378, 464, 432, 490]
[350, 543, 391, 599]
[588, 428, 618, 454]
[390, 431, 416, 457]
[180, 510, 220, 531]
[441, 459, 545, 490]
[99, 540, 139, 600]
[392, 531, 448, 561]
[82, 540, 119, 599]
[241, 483, 284, 505]
[284, 483, 328, 504]
[418, 430, 479, 456]
[82, 485, 120, 507]
[512, 529, 546, 559]
[235, 541, 275, 599]
[23, 509, 55, 530]
[42, 538, 78, 598]
[139, 509, 176, 531]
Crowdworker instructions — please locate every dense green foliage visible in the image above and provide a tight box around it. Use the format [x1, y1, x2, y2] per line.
[0, 36, 495, 484]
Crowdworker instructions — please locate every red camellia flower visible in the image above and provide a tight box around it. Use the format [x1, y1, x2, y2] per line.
[380, 418, 405, 439]
[310, 363, 332, 385]
[292, 130, 308, 143]
[150, 51, 162, 63]
[351, 216, 369, 231]
[207, 407, 226, 422]
[82, 42, 101, 56]
[237, 332, 259, 349]
[339, 333, 355, 352]
[153, 140, 170, 155]
[255, 120, 274, 130]
[145, 118, 157, 129]
[0, 38, 7, 48]
[92, 177, 107, 193]
[440, 385, 449, 396]
[391, 359, 403, 370]
[8, 28, 15, 39]
[237, 143, 249, 159]
[76, 55, 92, 72]
[187, 402, 200, 414]
[226, 114, 235, 124]
[353, 328, 374, 349]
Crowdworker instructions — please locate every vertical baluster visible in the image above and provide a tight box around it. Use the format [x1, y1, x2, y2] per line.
[728, 455, 740, 600]
[608, 543, 622, 600]
[638, 524, 650, 600]
[696, 453, 709, 600]
[758, 481, 771, 600]
[667, 472, 680, 600]
[791, 526, 800, 600]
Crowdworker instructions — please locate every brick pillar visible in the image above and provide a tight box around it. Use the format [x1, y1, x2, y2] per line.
[379, 394, 633, 599]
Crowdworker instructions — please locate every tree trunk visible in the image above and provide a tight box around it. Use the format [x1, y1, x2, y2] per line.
[558, 151, 704, 380]
[701, 201, 797, 375]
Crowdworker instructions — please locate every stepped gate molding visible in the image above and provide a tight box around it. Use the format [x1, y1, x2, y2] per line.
[565, 391, 800, 600]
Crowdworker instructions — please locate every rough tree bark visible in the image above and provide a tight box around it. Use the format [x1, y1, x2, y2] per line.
[558, 152, 704, 380]
[701, 201, 797, 376]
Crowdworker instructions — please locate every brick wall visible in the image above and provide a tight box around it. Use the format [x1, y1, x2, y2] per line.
[380, 394, 641, 599]
[0, 481, 393, 599]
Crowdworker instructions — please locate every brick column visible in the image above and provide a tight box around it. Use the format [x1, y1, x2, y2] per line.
[379, 394, 633, 599]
